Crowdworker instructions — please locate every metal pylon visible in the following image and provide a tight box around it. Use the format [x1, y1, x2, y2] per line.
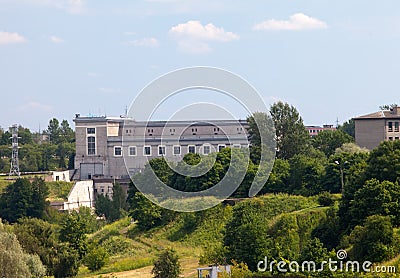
[9, 124, 20, 177]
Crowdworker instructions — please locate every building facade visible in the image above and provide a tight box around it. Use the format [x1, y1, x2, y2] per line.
[354, 106, 400, 149]
[73, 116, 249, 180]
[306, 125, 336, 137]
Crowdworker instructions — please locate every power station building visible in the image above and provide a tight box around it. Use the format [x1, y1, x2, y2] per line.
[73, 116, 249, 180]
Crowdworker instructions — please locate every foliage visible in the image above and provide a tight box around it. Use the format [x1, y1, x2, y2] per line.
[0, 223, 32, 278]
[365, 140, 400, 183]
[349, 215, 400, 262]
[84, 245, 109, 271]
[312, 130, 353, 157]
[338, 119, 355, 138]
[59, 209, 91, 259]
[299, 238, 330, 264]
[317, 192, 334, 206]
[46, 181, 74, 201]
[52, 243, 80, 278]
[25, 253, 47, 278]
[151, 248, 181, 278]
[129, 192, 163, 230]
[270, 101, 310, 159]
[0, 178, 49, 223]
[261, 158, 290, 194]
[95, 183, 127, 222]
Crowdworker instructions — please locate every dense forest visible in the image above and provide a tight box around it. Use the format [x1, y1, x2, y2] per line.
[1, 102, 399, 278]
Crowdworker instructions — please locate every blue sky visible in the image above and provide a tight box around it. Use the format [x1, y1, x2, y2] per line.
[1, 0, 400, 130]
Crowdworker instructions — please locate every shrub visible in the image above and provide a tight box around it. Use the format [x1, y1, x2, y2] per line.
[84, 246, 109, 271]
[151, 248, 181, 278]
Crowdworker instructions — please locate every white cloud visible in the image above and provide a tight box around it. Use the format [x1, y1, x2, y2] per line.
[253, 13, 328, 31]
[19, 101, 52, 112]
[50, 35, 64, 43]
[169, 20, 239, 54]
[127, 37, 159, 48]
[0, 31, 27, 44]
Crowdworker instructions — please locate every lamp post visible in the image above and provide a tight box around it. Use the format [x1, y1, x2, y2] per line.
[335, 160, 348, 193]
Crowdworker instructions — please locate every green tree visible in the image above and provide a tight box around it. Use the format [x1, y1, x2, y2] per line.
[270, 101, 310, 159]
[0, 223, 32, 278]
[52, 243, 80, 278]
[312, 130, 353, 157]
[60, 120, 75, 143]
[95, 183, 127, 222]
[151, 248, 181, 278]
[338, 119, 355, 138]
[84, 245, 108, 271]
[0, 178, 49, 223]
[47, 118, 61, 144]
[349, 179, 400, 227]
[129, 192, 162, 230]
[365, 140, 400, 183]
[261, 158, 290, 193]
[350, 215, 399, 262]
[59, 210, 90, 259]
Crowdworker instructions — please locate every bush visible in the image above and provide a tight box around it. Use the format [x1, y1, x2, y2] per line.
[84, 246, 109, 271]
[151, 248, 181, 278]
[318, 192, 334, 206]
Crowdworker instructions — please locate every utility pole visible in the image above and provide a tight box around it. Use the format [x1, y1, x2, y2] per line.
[9, 124, 21, 178]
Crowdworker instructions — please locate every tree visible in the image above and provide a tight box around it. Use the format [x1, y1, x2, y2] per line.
[365, 140, 400, 183]
[349, 179, 400, 227]
[129, 192, 162, 230]
[338, 119, 355, 138]
[151, 248, 181, 278]
[350, 215, 400, 263]
[270, 101, 310, 159]
[59, 210, 90, 259]
[312, 130, 353, 157]
[0, 178, 49, 223]
[47, 118, 61, 144]
[52, 243, 80, 278]
[84, 245, 108, 271]
[260, 158, 290, 193]
[95, 183, 127, 222]
[0, 223, 32, 278]
[60, 120, 75, 143]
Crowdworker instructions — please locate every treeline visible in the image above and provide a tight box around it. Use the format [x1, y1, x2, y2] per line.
[0, 118, 75, 172]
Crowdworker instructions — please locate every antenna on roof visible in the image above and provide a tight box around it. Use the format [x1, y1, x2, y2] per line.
[335, 117, 339, 128]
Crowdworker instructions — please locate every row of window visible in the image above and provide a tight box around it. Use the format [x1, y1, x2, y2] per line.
[388, 122, 400, 132]
[388, 137, 400, 141]
[113, 144, 242, 157]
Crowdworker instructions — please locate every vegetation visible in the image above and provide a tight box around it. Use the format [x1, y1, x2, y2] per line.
[151, 248, 181, 278]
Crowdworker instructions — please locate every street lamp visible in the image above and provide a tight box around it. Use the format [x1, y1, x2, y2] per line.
[335, 160, 348, 193]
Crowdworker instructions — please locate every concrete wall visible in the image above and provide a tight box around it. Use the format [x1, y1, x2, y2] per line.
[355, 119, 386, 149]
[63, 180, 94, 210]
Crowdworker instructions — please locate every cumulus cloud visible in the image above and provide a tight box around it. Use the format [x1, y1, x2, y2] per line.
[50, 35, 64, 43]
[169, 20, 239, 54]
[0, 31, 27, 44]
[127, 37, 159, 48]
[253, 13, 328, 31]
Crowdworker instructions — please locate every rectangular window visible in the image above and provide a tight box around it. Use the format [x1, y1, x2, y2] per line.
[218, 144, 226, 152]
[129, 146, 137, 156]
[388, 122, 393, 132]
[396, 137, 399, 140]
[395, 122, 399, 132]
[188, 145, 196, 154]
[158, 145, 166, 156]
[144, 146, 151, 156]
[87, 136, 96, 155]
[203, 144, 211, 155]
[173, 145, 181, 155]
[87, 128, 95, 134]
[389, 137, 393, 141]
[114, 146, 122, 156]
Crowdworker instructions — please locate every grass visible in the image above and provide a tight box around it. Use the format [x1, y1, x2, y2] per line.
[46, 181, 74, 201]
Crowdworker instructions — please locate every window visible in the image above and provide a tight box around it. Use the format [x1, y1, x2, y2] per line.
[114, 146, 122, 156]
[173, 145, 181, 155]
[396, 137, 399, 140]
[158, 145, 166, 156]
[87, 136, 96, 155]
[388, 122, 393, 132]
[87, 128, 95, 134]
[144, 146, 151, 156]
[188, 145, 196, 154]
[129, 146, 137, 156]
[233, 144, 241, 148]
[389, 137, 393, 141]
[218, 144, 226, 152]
[203, 144, 211, 155]
[395, 122, 399, 132]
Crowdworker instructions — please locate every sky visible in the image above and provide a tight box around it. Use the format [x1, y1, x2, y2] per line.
[1, 0, 400, 131]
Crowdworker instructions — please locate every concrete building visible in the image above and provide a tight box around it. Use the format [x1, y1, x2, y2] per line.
[73, 116, 249, 180]
[354, 106, 400, 149]
[63, 180, 94, 210]
[306, 125, 336, 137]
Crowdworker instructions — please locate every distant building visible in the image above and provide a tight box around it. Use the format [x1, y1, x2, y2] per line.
[306, 125, 336, 137]
[354, 106, 400, 149]
[73, 116, 249, 180]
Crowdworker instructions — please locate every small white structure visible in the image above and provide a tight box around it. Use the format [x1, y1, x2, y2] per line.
[63, 180, 94, 211]
[52, 170, 71, 182]
[197, 265, 231, 278]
